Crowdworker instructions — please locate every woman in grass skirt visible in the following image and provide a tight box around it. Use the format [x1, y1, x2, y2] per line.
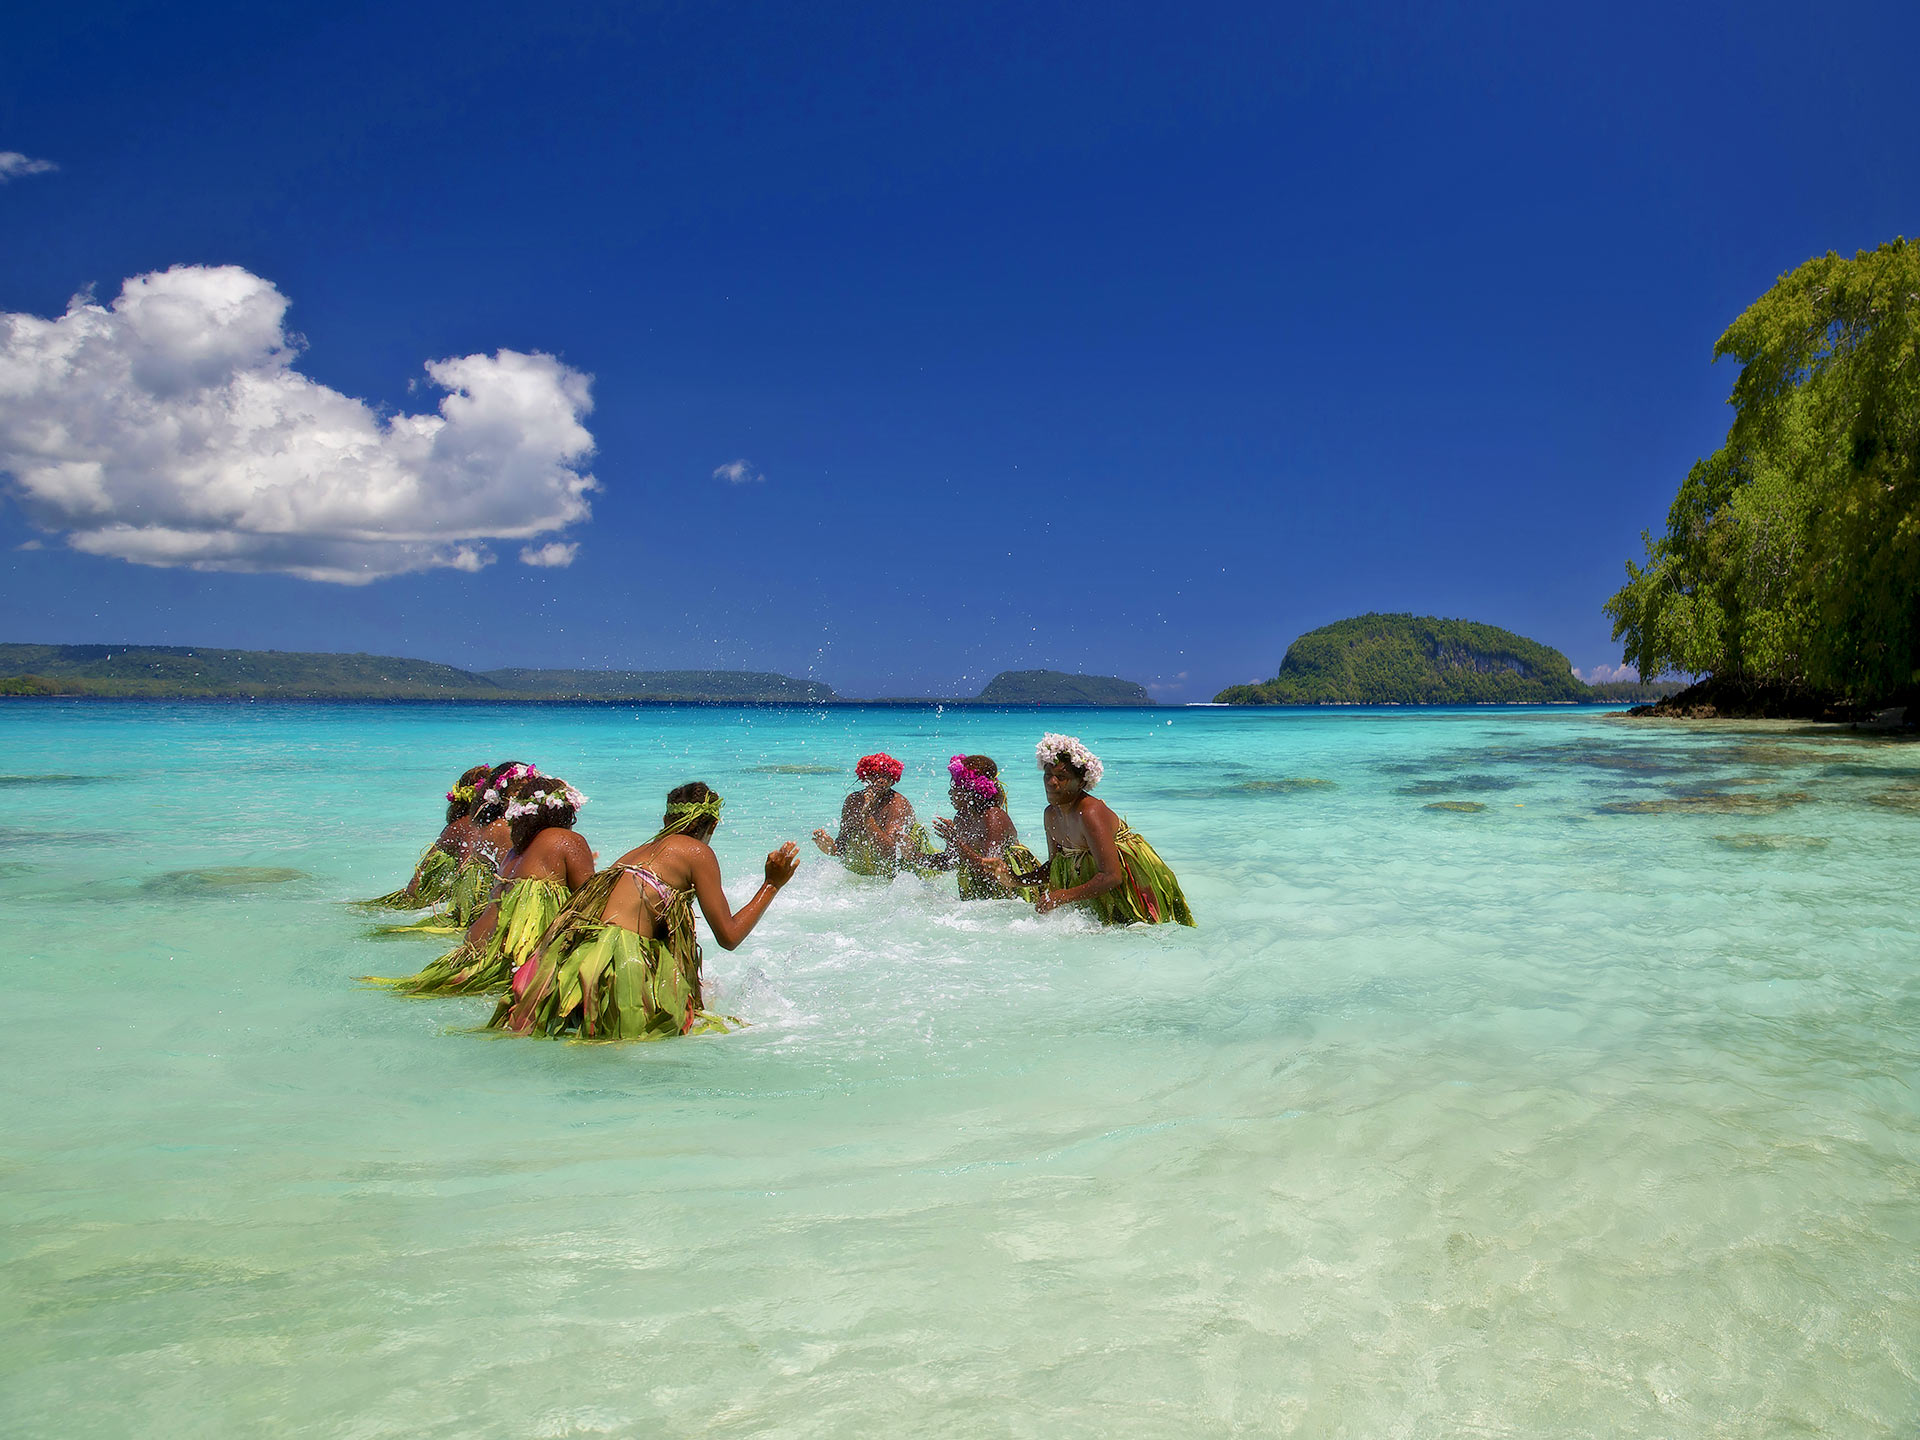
[371, 772, 594, 996]
[359, 763, 493, 909]
[370, 760, 534, 938]
[925, 754, 1041, 901]
[811, 753, 937, 877]
[991, 734, 1194, 926]
[491, 783, 799, 1041]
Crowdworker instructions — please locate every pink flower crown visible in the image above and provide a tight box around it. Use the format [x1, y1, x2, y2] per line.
[948, 755, 1000, 802]
[481, 762, 540, 804]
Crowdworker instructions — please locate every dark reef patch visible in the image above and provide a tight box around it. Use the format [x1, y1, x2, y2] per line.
[144, 866, 308, 894]
[1423, 801, 1487, 813]
[1394, 774, 1525, 796]
[1712, 834, 1830, 851]
[1598, 789, 1812, 816]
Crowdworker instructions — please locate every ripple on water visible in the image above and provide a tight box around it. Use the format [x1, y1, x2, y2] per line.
[0, 773, 118, 787]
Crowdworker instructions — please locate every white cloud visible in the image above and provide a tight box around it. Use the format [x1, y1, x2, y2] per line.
[1146, 671, 1190, 694]
[0, 152, 57, 183]
[1575, 662, 1639, 684]
[0, 264, 597, 583]
[713, 458, 763, 484]
[518, 540, 578, 567]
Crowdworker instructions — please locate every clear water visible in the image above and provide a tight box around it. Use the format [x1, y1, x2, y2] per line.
[1, 702, 1915, 1437]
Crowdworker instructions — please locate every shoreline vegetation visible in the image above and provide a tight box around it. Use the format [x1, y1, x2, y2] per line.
[0, 646, 1154, 707]
[1605, 239, 1920, 723]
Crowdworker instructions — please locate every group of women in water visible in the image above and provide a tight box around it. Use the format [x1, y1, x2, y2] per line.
[361, 733, 1192, 1043]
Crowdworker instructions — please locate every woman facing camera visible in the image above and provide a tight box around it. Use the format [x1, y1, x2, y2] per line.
[371, 773, 594, 996]
[991, 733, 1194, 926]
[925, 754, 1040, 901]
[492, 783, 800, 1040]
[811, 752, 933, 876]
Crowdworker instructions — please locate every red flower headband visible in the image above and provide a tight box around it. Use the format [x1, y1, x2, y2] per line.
[855, 753, 904, 784]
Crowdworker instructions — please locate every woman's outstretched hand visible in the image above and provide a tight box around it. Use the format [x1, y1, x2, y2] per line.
[1034, 889, 1063, 914]
[810, 828, 836, 855]
[766, 842, 801, 888]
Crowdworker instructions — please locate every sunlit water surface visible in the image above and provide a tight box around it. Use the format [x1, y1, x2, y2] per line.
[1, 702, 1916, 1437]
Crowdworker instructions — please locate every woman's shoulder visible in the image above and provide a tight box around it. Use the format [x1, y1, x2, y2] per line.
[531, 825, 589, 856]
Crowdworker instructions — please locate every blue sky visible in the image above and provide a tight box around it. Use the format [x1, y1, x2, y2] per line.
[2, 1, 1915, 699]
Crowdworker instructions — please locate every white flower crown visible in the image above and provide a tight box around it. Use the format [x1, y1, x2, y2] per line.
[1035, 732, 1103, 787]
[503, 784, 587, 821]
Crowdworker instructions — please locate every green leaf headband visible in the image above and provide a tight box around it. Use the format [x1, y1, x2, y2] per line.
[657, 792, 724, 838]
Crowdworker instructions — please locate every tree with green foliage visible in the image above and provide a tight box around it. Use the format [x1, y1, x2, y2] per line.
[1216, 613, 1590, 705]
[1606, 238, 1920, 703]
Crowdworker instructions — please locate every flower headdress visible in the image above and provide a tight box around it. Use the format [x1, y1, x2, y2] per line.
[948, 755, 1001, 804]
[855, 753, 905, 785]
[445, 783, 477, 805]
[481, 762, 539, 804]
[1035, 733, 1102, 787]
[503, 783, 587, 821]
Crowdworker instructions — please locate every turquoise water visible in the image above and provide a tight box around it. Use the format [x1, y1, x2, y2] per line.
[1, 702, 1916, 1436]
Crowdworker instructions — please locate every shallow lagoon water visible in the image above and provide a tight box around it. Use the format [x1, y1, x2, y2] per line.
[1, 702, 1916, 1437]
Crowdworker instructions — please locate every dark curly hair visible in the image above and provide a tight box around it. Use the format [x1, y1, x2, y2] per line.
[472, 759, 533, 824]
[506, 774, 579, 853]
[956, 753, 1008, 810]
[665, 780, 721, 842]
[445, 763, 492, 824]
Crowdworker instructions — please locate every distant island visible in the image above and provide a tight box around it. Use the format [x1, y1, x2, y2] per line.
[974, 670, 1152, 706]
[0, 645, 1158, 706]
[0, 644, 838, 703]
[1214, 614, 1669, 706]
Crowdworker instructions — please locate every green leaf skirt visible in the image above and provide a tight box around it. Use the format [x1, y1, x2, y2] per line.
[1047, 823, 1196, 926]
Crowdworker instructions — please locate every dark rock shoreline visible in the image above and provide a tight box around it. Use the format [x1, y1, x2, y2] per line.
[1625, 675, 1908, 727]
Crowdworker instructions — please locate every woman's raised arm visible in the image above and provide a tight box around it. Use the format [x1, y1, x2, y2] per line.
[688, 839, 801, 950]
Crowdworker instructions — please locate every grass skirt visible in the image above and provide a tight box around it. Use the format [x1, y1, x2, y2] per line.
[839, 821, 940, 878]
[1047, 823, 1195, 926]
[958, 841, 1041, 901]
[488, 868, 737, 1041]
[364, 877, 567, 996]
[359, 845, 459, 910]
[367, 855, 496, 938]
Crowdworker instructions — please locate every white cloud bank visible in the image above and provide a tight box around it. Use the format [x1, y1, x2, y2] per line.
[0, 151, 57, 183]
[1575, 662, 1638, 684]
[713, 458, 763, 484]
[0, 264, 597, 583]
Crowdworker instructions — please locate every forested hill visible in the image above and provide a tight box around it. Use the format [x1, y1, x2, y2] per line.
[0, 644, 837, 702]
[975, 670, 1154, 705]
[1215, 615, 1593, 705]
[484, 668, 835, 703]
